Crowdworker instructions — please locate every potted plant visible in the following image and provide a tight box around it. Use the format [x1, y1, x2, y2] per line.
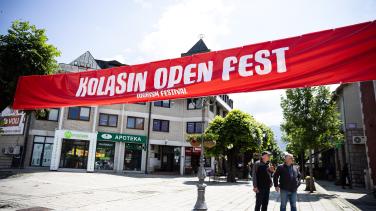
[186, 134, 201, 147]
[203, 133, 218, 149]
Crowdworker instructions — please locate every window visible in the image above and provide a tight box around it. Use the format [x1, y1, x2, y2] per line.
[99, 113, 118, 127]
[153, 119, 169, 132]
[135, 102, 146, 105]
[154, 100, 170, 108]
[187, 98, 203, 110]
[36, 109, 59, 121]
[186, 122, 203, 134]
[68, 107, 90, 121]
[127, 116, 145, 130]
[31, 136, 54, 167]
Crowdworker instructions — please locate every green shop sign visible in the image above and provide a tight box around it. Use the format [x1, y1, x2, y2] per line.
[97, 132, 146, 144]
[64, 130, 90, 139]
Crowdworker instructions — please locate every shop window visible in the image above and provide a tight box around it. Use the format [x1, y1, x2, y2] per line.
[35, 109, 59, 121]
[59, 139, 89, 169]
[127, 116, 145, 130]
[153, 119, 169, 132]
[99, 113, 118, 127]
[30, 136, 54, 167]
[95, 141, 115, 170]
[187, 98, 203, 110]
[68, 107, 90, 121]
[186, 122, 203, 134]
[154, 100, 170, 108]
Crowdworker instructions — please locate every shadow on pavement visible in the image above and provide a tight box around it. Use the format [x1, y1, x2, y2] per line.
[183, 180, 251, 186]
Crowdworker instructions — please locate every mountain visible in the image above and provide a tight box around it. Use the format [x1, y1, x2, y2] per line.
[270, 125, 286, 151]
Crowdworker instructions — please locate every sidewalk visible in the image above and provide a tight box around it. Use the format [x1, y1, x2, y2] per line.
[317, 180, 376, 211]
[265, 181, 345, 211]
[0, 171, 364, 210]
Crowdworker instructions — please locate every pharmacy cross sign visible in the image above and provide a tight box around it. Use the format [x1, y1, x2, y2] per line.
[12, 21, 376, 109]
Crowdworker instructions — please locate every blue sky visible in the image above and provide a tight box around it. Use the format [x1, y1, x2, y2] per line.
[1, 0, 375, 136]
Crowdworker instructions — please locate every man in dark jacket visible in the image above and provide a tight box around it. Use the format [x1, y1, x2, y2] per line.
[252, 151, 274, 211]
[273, 153, 301, 211]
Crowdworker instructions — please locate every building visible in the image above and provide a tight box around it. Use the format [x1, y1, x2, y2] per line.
[0, 39, 234, 176]
[333, 81, 376, 189]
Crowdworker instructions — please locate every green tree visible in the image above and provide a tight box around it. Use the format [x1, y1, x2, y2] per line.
[259, 123, 283, 165]
[281, 86, 343, 192]
[206, 109, 261, 182]
[0, 20, 60, 111]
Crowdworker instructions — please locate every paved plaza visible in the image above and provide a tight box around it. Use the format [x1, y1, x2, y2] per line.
[0, 171, 371, 211]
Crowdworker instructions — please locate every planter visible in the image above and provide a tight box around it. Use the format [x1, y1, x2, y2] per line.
[203, 140, 216, 148]
[190, 139, 201, 147]
[305, 176, 316, 192]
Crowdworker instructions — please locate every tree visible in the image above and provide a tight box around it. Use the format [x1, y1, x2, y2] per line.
[281, 86, 343, 192]
[258, 123, 283, 165]
[0, 20, 60, 111]
[205, 109, 277, 182]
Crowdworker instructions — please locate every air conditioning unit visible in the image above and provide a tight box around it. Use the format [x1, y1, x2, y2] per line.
[8, 146, 21, 155]
[352, 136, 366, 144]
[2, 147, 10, 155]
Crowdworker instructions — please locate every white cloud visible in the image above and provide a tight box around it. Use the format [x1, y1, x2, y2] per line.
[100, 48, 133, 64]
[230, 90, 285, 126]
[133, 0, 153, 9]
[101, 54, 126, 64]
[139, 0, 233, 62]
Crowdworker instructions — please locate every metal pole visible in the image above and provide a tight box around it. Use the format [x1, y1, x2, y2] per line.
[145, 102, 152, 174]
[342, 90, 353, 188]
[193, 97, 208, 210]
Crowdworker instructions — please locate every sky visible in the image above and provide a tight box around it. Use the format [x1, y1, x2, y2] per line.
[1, 0, 375, 147]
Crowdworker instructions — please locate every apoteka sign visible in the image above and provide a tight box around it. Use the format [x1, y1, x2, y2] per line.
[97, 132, 146, 144]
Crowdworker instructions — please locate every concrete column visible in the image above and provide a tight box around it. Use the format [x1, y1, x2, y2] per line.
[114, 142, 120, 172]
[180, 146, 185, 175]
[116, 142, 125, 172]
[141, 146, 146, 172]
[87, 133, 97, 172]
[50, 130, 63, 170]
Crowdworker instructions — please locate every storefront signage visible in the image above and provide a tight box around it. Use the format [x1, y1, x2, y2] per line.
[12, 21, 376, 110]
[97, 132, 146, 144]
[63, 130, 90, 139]
[0, 107, 25, 135]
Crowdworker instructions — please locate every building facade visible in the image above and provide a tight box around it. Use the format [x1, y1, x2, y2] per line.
[334, 81, 376, 189]
[0, 40, 234, 176]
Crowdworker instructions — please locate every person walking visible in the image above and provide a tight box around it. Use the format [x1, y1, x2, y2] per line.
[341, 163, 351, 189]
[273, 153, 301, 211]
[252, 151, 274, 211]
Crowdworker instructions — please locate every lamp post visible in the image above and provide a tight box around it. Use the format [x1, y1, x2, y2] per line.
[193, 97, 209, 210]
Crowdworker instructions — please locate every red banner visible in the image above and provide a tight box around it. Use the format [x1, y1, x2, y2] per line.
[13, 21, 376, 110]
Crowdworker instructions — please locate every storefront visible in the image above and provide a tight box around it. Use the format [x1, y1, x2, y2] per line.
[97, 132, 146, 172]
[184, 147, 213, 175]
[50, 130, 97, 172]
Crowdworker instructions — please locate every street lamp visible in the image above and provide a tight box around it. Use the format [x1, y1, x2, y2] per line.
[193, 96, 213, 211]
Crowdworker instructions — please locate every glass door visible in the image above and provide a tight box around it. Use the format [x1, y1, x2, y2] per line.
[31, 143, 44, 166]
[60, 139, 89, 169]
[95, 141, 115, 170]
[124, 143, 142, 171]
[42, 144, 53, 167]
[31, 136, 54, 167]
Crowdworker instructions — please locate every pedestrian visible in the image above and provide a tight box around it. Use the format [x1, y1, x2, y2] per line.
[341, 163, 351, 189]
[273, 153, 301, 211]
[252, 151, 274, 211]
